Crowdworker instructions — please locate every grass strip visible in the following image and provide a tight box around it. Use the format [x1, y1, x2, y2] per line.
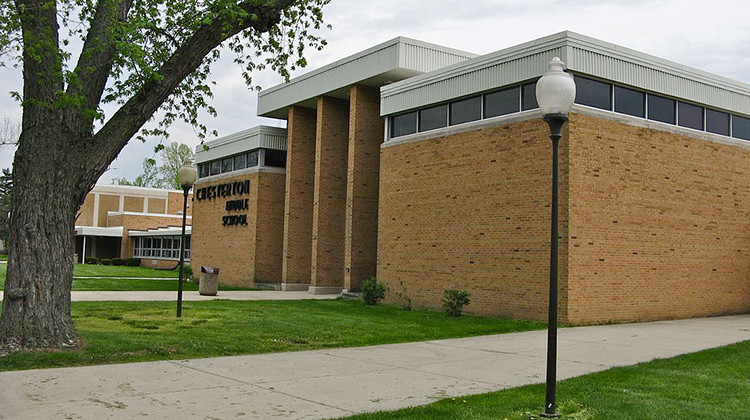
[338, 340, 750, 420]
[0, 299, 544, 372]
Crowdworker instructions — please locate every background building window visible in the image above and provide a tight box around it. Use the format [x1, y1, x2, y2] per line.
[419, 104, 448, 132]
[521, 82, 538, 111]
[391, 112, 417, 137]
[678, 102, 704, 130]
[247, 150, 259, 167]
[221, 157, 233, 173]
[210, 160, 221, 175]
[706, 109, 730, 136]
[450, 96, 482, 126]
[732, 115, 750, 140]
[234, 154, 246, 170]
[574, 76, 612, 110]
[264, 149, 287, 167]
[648, 94, 676, 124]
[198, 164, 209, 178]
[484, 87, 520, 118]
[614, 86, 645, 118]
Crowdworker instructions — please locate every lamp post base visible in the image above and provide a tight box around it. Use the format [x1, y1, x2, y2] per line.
[540, 412, 561, 418]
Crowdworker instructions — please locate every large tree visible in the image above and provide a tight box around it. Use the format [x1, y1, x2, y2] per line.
[0, 0, 329, 352]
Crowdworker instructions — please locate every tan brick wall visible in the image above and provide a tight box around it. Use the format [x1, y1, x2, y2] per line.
[124, 196, 144, 212]
[119, 213, 188, 260]
[148, 198, 166, 214]
[98, 194, 120, 227]
[168, 191, 192, 216]
[566, 113, 750, 324]
[77, 193, 95, 226]
[344, 85, 382, 291]
[253, 172, 286, 284]
[191, 173, 256, 287]
[311, 96, 350, 290]
[282, 106, 317, 286]
[377, 118, 569, 321]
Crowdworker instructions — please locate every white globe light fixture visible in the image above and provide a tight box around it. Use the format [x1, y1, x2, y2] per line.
[176, 161, 197, 318]
[536, 57, 575, 419]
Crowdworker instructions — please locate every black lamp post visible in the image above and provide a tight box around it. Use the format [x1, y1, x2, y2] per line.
[176, 162, 197, 318]
[535, 57, 576, 418]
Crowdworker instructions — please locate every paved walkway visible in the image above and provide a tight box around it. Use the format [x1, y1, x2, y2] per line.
[1, 314, 748, 420]
[0, 290, 340, 302]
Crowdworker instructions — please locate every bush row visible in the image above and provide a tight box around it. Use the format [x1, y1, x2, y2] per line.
[85, 257, 141, 266]
[361, 277, 471, 317]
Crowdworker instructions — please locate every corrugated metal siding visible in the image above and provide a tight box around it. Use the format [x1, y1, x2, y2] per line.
[567, 46, 750, 112]
[381, 47, 565, 115]
[196, 126, 287, 163]
[399, 43, 476, 72]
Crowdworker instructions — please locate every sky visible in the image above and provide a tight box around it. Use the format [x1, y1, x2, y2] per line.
[2, 0, 750, 184]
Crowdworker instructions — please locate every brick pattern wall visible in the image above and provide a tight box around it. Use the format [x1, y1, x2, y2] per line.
[377, 118, 569, 321]
[168, 191, 193, 216]
[148, 198, 166, 214]
[77, 194, 95, 226]
[282, 106, 318, 285]
[344, 85, 383, 291]
[252, 172, 286, 284]
[98, 194, 120, 226]
[191, 173, 256, 287]
[566, 113, 750, 324]
[311, 96, 350, 290]
[124, 196, 143, 212]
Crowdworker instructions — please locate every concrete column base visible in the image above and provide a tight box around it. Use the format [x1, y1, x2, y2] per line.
[281, 283, 310, 291]
[308, 286, 343, 295]
[254, 283, 282, 291]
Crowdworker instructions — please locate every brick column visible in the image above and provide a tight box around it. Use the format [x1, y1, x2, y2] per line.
[310, 96, 350, 294]
[281, 106, 317, 291]
[344, 85, 383, 292]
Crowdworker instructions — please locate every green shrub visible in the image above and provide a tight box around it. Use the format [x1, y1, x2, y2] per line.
[100, 258, 112, 266]
[361, 277, 387, 305]
[181, 264, 193, 280]
[390, 280, 412, 311]
[111, 258, 125, 266]
[126, 258, 141, 267]
[442, 289, 471, 317]
[85, 257, 99, 265]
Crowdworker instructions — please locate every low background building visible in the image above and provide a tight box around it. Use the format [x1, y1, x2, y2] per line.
[75, 184, 192, 268]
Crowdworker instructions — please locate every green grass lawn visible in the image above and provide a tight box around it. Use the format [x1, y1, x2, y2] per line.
[0, 253, 6, 261]
[0, 299, 545, 372]
[338, 340, 750, 420]
[1, 263, 240, 291]
[73, 263, 179, 278]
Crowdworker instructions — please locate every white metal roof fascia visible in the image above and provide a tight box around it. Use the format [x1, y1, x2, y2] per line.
[380, 31, 750, 116]
[91, 184, 180, 196]
[74, 226, 124, 237]
[195, 125, 287, 164]
[106, 211, 192, 220]
[256, 37, 477, 118]
[128, 226, 192, 237]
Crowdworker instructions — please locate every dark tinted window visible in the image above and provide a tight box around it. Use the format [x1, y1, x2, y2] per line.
[264, 149, 287, 167]
[221, 157, 233, 173]
[732, 115, 750, 140]
[484, 87, 519, 118]
[391, 112, 417, 137]
[521, 82, 538, 111]
[574, 76, 611, 110]
[199, 164, 209, 178]
[450, 96, 481, 125]
[678, 102, 703, 130]
[648, 94, 676, 124]
[210, 160, 221, 175]
[234, 154, 246, 170]
[419, 104, 448, 132]
[247, 150, 259, 167]
[614, 86, 645, 118]
[706, 109, 730, 136]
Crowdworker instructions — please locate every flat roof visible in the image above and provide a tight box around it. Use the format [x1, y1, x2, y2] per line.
[257, 37, 477, 119]
[380, 31, 750, 116]
[74, 226, 124, 237]
[195, 125, 287, 164]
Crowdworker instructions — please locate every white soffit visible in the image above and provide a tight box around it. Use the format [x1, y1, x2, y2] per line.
[196, 125, 287, 164]
[257, 37, 478, 119]
[74, 226, 124, 237]
[380, 31, 750, 116]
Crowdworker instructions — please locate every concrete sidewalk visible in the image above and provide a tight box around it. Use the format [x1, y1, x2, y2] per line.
[0, 290, 341, 302]
[1, 315, 748, 420]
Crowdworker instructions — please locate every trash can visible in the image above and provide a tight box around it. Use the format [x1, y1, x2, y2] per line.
[199, 266, 219, 296]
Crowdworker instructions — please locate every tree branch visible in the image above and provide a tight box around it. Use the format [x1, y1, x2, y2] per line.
[79, 0, 294, 197]
[65, 0, 134, 133]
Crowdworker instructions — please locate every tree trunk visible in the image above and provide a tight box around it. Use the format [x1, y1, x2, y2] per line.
[0, 123, 84, 351]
